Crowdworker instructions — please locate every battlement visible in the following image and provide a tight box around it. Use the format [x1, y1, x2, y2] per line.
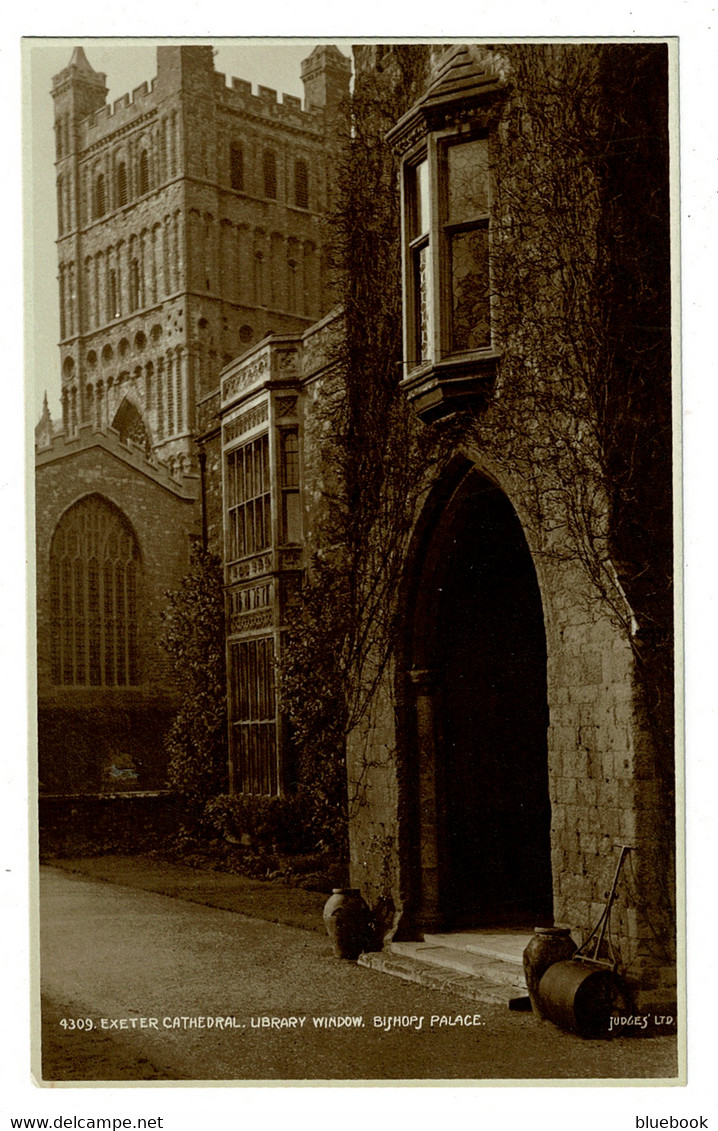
[214, 69, 323, 131]
[73, 45, 349, 150]
[79, 76, 160, 146]
[35, 422, 199, 501]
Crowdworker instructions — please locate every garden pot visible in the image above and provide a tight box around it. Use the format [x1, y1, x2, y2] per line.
[522, 927, 577, 1018]
[323, 888, 369, 960]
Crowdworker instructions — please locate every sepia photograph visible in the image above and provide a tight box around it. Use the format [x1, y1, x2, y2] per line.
[25, 35, 682, 1087]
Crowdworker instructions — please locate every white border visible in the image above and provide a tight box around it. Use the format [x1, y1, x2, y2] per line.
[5, 2, 717, 1128]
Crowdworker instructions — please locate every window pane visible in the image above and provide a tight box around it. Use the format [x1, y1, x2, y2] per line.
[447, 138, 489, 223]
[410, 159, 429, 239]
[450, 227, 491, 351]
[413, 243, 433, 363]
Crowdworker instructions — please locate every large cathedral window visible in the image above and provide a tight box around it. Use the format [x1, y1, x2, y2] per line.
[49, 495, 142, 687]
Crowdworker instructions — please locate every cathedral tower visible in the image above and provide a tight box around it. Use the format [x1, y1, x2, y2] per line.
[52, 44, 347, 477]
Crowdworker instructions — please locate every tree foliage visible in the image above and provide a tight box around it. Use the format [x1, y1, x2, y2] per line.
[278, 48, 462, 826]
[160, 545, 228, 812]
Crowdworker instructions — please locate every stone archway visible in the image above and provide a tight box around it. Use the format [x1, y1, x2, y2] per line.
[406, 466, 553, 931]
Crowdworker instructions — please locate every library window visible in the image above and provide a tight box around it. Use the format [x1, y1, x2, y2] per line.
[229, 636, 277, 795]
[226, 434, 271, 562]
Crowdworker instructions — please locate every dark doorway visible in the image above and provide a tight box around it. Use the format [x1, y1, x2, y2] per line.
[421, 472, 553, 928]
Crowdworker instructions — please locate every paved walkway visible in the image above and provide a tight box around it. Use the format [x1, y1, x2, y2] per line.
[39, 863, 679, 1083]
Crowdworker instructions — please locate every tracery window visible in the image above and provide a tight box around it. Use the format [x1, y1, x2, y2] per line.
[49, 495, 141, 687]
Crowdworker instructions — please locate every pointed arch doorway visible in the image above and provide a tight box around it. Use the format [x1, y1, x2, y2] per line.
[406, 467, 553, 931]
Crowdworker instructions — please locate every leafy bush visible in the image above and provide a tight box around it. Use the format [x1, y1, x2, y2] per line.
[160, 546, 228, 819]
[204, 790, 330, 856]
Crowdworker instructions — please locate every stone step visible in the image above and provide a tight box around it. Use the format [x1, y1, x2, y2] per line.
[389, 940, 527, 990]
[358, 949, 521, 1007]
[422, 930, 531, 966]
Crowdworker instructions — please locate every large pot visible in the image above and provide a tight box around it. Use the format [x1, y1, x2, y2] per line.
[322, 888, 370, 960]
[522, 927, 577, 1018]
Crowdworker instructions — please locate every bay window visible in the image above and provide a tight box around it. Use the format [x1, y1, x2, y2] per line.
[389, 46, 503, 421]
[404, 133, 492, 375]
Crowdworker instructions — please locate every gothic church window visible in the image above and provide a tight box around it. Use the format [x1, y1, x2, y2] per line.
[230, 143, 244, 191]
[294, 159, 309, 209]
[57, 176, 66, 235]
[263, 150, 277, 199]
[116, 162, 128, 207]
[93, 173, 107, 220]
[129, 259, 141, 312]
[139, 149, 150, 196]
[49, 495, 141, 687]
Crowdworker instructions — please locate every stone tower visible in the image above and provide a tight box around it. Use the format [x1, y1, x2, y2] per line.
[52, 43, 348, 477]
[300, 45, 352, 115]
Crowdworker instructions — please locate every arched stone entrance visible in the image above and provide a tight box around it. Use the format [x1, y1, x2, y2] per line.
[406, 466, 553, 931]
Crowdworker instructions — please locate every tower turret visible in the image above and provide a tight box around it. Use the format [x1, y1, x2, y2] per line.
[51, 47, 108, 158]
[301, 46, 351, 116]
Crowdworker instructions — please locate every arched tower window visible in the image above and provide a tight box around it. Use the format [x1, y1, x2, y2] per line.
[263, 150, 277, 199]
[93, 173, 106, 219]
[49, 495, 142, 687]
[111, 399, 151, 455]
[116, 161, 128, 207]
[294, 159, 309, 209]
[139, 150, 150, 196]
[57, 175, 66, 235]
[230, 143, 244, 191]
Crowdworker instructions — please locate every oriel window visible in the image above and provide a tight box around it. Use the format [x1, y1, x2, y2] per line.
[402, 134, 493, 376]
[443, 137, 491, 352]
